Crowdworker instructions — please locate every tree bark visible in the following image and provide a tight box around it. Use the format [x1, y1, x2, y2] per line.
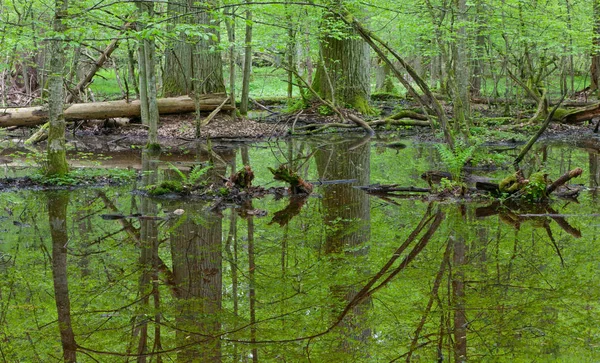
[451, 0, 471, 134]
[48, 192, 77, 362]
[46, 0, 69, 176]
[240, 0, 253, 115]
[591, 0, 600, 94]
[163, 0, 225, 96]
[136, 2, 159, 146]
[314, 2, 371, 114]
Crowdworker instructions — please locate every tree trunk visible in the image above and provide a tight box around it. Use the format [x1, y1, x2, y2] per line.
[314, 2, 371, 114]
[163, 0, 225, 96]
[0, 94, 231, 127]
[240, 0, 253, 115]
[470, 0, 485, 98]
[46, 0, 69, 176]
[375, 57, 395, 93]
[224, 7, 237, 119]
[136, 2, 159, 147]
[452, 0, 471, 134]
[48, 192, 77, 362]
[591, 0, 600, 95]
[315, 137, 372, 359]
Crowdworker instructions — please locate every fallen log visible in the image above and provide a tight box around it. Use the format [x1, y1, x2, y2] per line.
[555, 102, 600, 124]
[0, 93, 232, 127]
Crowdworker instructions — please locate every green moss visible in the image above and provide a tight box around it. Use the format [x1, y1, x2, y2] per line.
[551, 107, 575, 121]
[147, 180, 183, 196]
[349, 95, 375, 115]
[145, 143, 161, 153]
[371, 92, 403, 101]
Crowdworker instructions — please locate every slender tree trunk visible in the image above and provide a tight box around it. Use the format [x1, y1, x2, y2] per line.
[48, 192, 77, 362]
[591, 0, 600, 95]
[225, 7, 237, 119]
[240, 0, 253, 115]
[452, 0, 471, 135]
[314, 1, 371, 114]
[452, 236, 467, 363]
[470, 0, 485, 98]
[136, 2, 159, 147]
[285, 0, 296, 99]
[46, 0, 69, 176]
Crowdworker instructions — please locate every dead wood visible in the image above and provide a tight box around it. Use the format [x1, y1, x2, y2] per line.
[514, 94, 566, 168]
[347, 114, 375, 135]
[545, 167, 583, 195]
[197, 96, 230, 134]
[269, 165, 313, 194]
[226, 165, 255, 189]
[387, 110, 429, 121]
[66, 26, 130, 103]
[357, 184, 431, 194]
[337, 9, 454, 148]
[556, 102, 600, 124]
[0, 93, 232, 127]
[268, 196, 308, 226]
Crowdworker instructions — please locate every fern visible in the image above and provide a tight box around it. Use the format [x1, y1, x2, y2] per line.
[435, 142, 477, 180]
[188, 165, 211, 185]
[168, 163, 188, 184]
[168, 163, 211, 186]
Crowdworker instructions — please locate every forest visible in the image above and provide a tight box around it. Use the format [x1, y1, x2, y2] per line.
[1, 0, 600, 165]
[1, 1, 600, 362]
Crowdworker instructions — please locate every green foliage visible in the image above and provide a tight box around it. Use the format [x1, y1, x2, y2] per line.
[168, 163, 211, 187]
[317, 104, 334, 116]
[521, 172, 548, 202]
[435, 141, 477, 180]
[146, 180, 183, 195]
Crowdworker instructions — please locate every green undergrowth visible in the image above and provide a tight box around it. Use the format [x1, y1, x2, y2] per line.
[145, 163, 211, 196]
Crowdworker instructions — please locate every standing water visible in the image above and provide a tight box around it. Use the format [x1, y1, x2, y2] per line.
[0, 136, 599, 362]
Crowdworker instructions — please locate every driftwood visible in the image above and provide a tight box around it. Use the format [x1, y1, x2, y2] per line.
[0, 93, 232, 127]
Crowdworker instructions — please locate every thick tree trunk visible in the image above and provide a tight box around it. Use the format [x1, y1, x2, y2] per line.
[314, 3, 371, 113]
[170, 177, 223, 361]
[375, 58, 395, 93]
[315, 137, 372, 359]
[0, 94, 231, 127]
[46, 0, 69, 176]
[163, 0, 225, 96]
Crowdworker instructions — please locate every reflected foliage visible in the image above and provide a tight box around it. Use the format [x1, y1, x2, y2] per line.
[0, 140, 599, 361]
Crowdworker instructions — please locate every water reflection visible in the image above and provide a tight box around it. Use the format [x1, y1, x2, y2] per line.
[0, 140, 598, 362]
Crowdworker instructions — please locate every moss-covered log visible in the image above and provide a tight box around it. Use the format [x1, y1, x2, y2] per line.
[269, 165, 313, 194]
